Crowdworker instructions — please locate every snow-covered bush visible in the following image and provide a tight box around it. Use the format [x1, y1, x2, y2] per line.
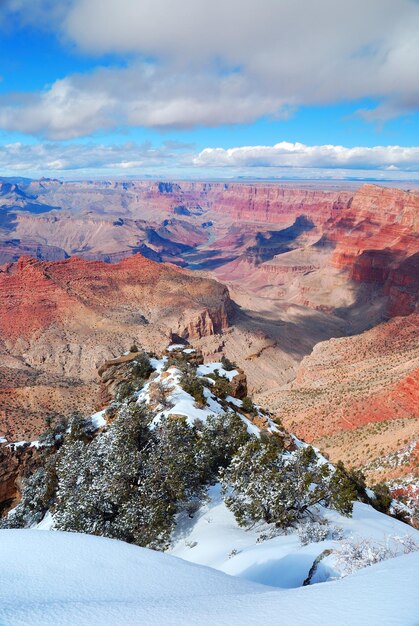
[0, 461, 58, 529]
[335, 534, 419, 576]
[297, 520, 330, 545]
[52, 405, 208, 549]
[221, 440, 356, 529]
[180, 367, 206, 405]
[296, 520, 345, 545]
[195, 411, 249, 479]
[131, 353, 154, 383]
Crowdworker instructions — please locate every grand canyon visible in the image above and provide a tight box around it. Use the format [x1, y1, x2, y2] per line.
[1, 178, 417, 502]
[2, 2, 419, 621]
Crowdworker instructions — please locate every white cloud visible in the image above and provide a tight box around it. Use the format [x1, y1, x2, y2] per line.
[0, 141, 187, 175]
[60, 0, 419, 112]
[0, 64, 289, 139]
[0, 140, 418, 181]
[194, 142, 419, 171]
[0, 0, 418, 138]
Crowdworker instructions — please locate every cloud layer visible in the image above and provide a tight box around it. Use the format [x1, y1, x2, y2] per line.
[1, 0, 418, 138]
[1, 141, 418, 180]
[194, 143, 419, 171]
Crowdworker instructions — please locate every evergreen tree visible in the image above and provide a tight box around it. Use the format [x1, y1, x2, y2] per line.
[221, 441, 353, 529]
[196, 412, 249, 480]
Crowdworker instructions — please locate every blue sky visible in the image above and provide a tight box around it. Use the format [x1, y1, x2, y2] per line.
[0, 0, 418, 179]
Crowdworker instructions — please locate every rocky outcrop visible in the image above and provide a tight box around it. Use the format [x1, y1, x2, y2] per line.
[228, 369, 248, 399]
[0, 442, 41, 516]
[0, 253, 232, 344]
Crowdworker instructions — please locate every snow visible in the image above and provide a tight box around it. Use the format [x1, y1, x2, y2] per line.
[226, 394, 243, 407]
[183, 348, 195, 354]
[90, 410, 107, 430]
[35, 511, 54, 531]
[0, 529, 418, 626]
[0, 436, 6, 444]
[149, 356, 167, 373]
[197, 362, 239, 381]
[135, 360, 260, 435]
[167, 343, 187, 352]
[170, 485, 419, 588]
[2, 349, 418, 624]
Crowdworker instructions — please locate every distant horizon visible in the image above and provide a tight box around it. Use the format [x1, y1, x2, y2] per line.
[2, 174, 419, 191]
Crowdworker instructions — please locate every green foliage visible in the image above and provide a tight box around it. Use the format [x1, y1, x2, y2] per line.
[221, 355, 237, 371]
[38, 416, 68, 448]
[0, 457, 58, 529]
[241, 396, 257, 415]
[180, 367, 206, 405]
[66, 413, 97, 443]
[371, 482, 392, 513]
[328, 465, 357, 516]
[131, 353, 154, 381]
[207, 372, 232, 400]
[221, 441, 352, 529]
[196, 412, 249, 480]
[116, 381, 136, 402]
[52, 406, 206, 549]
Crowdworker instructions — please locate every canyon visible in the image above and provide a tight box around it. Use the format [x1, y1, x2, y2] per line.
[0, 177, 417, 494]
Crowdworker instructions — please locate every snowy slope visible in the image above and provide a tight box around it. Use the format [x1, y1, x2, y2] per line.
[169, 484, 419, 587]
[3, 348, 418, 625]
[0, 530, 418, 626]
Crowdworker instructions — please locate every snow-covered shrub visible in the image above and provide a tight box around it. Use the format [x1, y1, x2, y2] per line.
[66, 412, 97, 442]
[37, 416, 68, 448]
[297, 520, 330, 545]
[391, 534, 419, 554]
[115, 381, 136, 401]
[53, 406, 207, 549]
[131, 353, 154, 383]
[195, 411, 249, 479]
[297, 520, 345, 545]
[0, 460, 58, 529]
[180, 367, 206, 405]
[241, 396, 257, 415]
[207, 373, 233, 400]
[221, 440, 356, 529]
[335, 534, 419, 576]
[370, 482, 392, 513]
[329, 525, 344, 541]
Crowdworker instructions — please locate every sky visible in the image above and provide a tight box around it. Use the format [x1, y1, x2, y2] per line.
[0, 0, 418, 181]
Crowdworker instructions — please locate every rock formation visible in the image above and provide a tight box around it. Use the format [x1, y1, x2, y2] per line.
[259, 313, 419, 484]
[0, 253, 232, 439]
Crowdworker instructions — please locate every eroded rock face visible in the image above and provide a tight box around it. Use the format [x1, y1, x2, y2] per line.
[0, 254, 232, 439]
[228, 369, 248, 400]
[217, 184, 418, 322]
[0, 443, 41, 516]
[266, 313, 419, 484]
[330, 185, 418, 315]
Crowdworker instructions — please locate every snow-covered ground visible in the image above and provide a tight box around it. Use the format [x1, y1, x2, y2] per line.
[2, 350, 418, 625]
[169, 484, 419, 587]
[134, 357, 269, 436]
[0, 529, 418, 626]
